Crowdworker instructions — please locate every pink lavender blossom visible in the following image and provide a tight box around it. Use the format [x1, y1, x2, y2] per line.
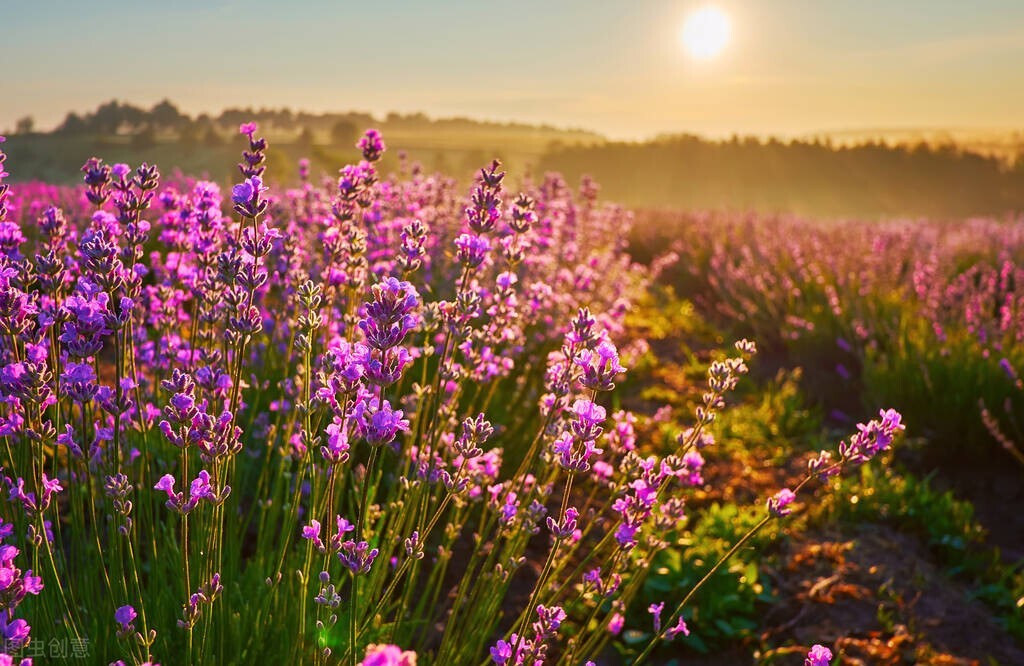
[455, 233, 490, 268]
[665, 615, 690, 639]
[231, 175, 268, 218]
[359, 643, 415, 666]
[574, 339, 626, 391]
[357, 129, 386, 163]
[648, 601, 665, 632]
[767, 488, 796, 517]
[805, 644, 833, 666]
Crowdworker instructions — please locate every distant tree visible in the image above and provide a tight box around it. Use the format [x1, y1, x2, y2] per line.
[89, 100, 147, 134]
[120, 103, 147, 132]
[179, 121, 199, 147]
[331, 120, 357, 149]
[91, 101, 120, 133]
[57, 112, 87, 134]
[296, 126, 315, 147]
[218, 108, 255, 127]
[131, 124, 156, 149]
[150, 99, 188, 131]
[201, 125, 223, 146]
[14, 116, 34, 135]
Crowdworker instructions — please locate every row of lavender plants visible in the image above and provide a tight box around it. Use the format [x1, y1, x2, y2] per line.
[0, 129, 897, 665]
[648, 211, 1023, 462]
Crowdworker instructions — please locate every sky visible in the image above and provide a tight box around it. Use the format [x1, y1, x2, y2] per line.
[3, 0, 1024, 139]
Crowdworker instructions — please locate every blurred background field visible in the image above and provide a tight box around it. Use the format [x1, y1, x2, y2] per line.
[5, 99, 1024, 219]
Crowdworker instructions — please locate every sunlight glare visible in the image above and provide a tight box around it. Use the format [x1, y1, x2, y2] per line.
[681, 6, 732, 60]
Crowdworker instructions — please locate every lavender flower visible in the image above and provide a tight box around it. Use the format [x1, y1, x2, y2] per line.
[0, 616, 30, 651]
[805, 644, 833, 666]
[574, 339, 626, 391]
[455, 233, 490, 269]
[358, 129, 386, 163]
[551, 431, 603, 473]
[238, 122, 268, 177]
[114, 604, 137, 638]
[231, 175, 268, 219]
[648, 601, 665, 633]
[466, 160, 504, 234]
[355, 399, 410, 447]
[489, 638, 515, 665]
[338, 539, 379, 575]
[665, 615, 690, 639]
[359, 644, 416, 666]
[545, 506, 579, 539]
[839, 409, 905, 463]
[81, 156, 112, 205]
[767, 488, 796, 517]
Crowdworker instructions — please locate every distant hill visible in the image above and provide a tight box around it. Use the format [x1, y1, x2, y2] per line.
[2, 99, 606, 186]
[4, 100, 1023, 219]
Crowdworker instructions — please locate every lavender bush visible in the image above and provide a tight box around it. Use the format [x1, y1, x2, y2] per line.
[647, 211, 1024, 462]
[0, 130, 898, 665]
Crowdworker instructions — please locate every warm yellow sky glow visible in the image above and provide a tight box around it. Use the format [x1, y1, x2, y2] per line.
[681, 6, 732, 60]
[4, 2, 1023, 140]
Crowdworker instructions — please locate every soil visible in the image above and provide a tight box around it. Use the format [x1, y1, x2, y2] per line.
[761, 523, 1024, 665]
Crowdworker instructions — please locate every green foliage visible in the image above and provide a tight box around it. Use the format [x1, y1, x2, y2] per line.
[862, 322, 1024, 460]
[626, 287, 722, 410]
[821, 462, 984, 559]
[639, 503, 779, 654]
[971, 563, 1024, 640]
[712, 367, 825, 461]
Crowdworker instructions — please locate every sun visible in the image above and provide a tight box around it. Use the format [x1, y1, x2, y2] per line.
[680, 6, 732, 60]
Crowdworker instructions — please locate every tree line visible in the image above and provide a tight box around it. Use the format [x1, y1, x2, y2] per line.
[8, 100, 1023, 218]
[537, 134, 1024, 218]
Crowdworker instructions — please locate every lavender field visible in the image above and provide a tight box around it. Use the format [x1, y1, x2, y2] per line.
[0, 117, 1020, 666]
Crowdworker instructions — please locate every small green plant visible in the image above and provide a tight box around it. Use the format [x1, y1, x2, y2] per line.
[712, 367, 825, 462]
[638, 502, 780, 654]
[821, 461, 984, 559]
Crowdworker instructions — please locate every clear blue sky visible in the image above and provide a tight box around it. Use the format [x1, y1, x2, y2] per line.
[4, 0, 1024, 138]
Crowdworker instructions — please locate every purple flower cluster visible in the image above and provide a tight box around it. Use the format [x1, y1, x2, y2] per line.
[0, 123, 888, 665]
[805, 644, 833, 666]
[574, 339, 625, 391]
[550, 399, 606, 473]
[489, 605, 566, 665]
[838, 408, 905, 464]
[0, 522, 42, 654]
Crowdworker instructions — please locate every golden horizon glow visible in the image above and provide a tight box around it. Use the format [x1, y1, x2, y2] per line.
[681, 6, 732, 61]
[4, 3, 1024, 139]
